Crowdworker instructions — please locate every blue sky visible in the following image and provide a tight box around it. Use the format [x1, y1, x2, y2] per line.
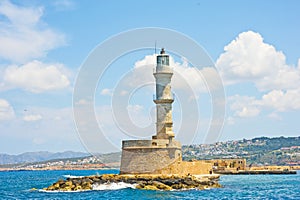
[0, 0, 300, 154]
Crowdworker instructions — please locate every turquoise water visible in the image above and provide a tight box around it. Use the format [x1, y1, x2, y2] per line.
[0, 170, 299, 199]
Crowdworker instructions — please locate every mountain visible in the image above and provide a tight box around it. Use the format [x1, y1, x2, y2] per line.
[0, 151, 90, 165]
[182, 136, 300, 165]
[1, 136, 299, 166]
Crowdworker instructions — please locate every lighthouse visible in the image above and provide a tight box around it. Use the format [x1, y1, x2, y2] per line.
[120, 48, 181, 174]
[153, 48, 175, 143]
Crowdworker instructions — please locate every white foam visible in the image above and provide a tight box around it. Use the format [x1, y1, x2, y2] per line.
[38, 189, 83, 193]
[92, 182, 136, 190]
[63, 175, 84, 178]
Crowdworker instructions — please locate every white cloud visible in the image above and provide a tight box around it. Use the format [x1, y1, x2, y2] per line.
[217, 31, 283, 81]
[218, 30, 300, 120]
[216, 31, 300, 91]
[0, 0, 65, 63]
[122, 54, 154, 87]
[261, 89, 300, 112]
[236, 107, 260, 118]
[229, 89, 300, 118]
[134, 54, 156, 69]
[124, 54, 218, 96]
[0, 99, 15, 120]
[53, 0, 76, 11]
[100, 88, 112, 96]
[229, 95, 261, 117]
[173, 62, 206, 92]
[2, 60, 70, 92]
[23, 114, 42, 122]
[257, 66, 300, 91]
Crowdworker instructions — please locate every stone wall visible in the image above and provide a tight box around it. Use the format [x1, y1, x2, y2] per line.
[206, 159, 247, 170]
[122, 139, 181, 148]
[120, 147, 181, 174]
[122, 140, 152, 148]
[120, 142, 214, 175]
[155, 160, 213, 175]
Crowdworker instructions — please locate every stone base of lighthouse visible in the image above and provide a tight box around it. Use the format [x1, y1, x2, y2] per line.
[119, 138, 214, 175]
[119, 139, 182, 174]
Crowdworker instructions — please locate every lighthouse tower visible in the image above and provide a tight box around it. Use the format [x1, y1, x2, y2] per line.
[153, 48, 175, 143]
[120, 48, 181, 174]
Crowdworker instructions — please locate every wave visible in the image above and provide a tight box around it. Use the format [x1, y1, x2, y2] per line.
[38, 182, 136, 193]
[92, 182, 137, 190]
[38, 183, 203, 193]
[38, 189, 83, 193]
[63, 175, 84, 178]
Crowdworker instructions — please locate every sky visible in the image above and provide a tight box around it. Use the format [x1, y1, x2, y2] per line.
[0, 0, 300, 154]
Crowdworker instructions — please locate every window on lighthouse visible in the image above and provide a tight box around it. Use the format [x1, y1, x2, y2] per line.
[157, 57, 162, 64]
[157, 56, 169, 65]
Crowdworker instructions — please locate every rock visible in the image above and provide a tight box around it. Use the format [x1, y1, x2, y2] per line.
[61, 186, 72, 191]
[92, 177, 100, 182]
[136, 176, 151, 181]
[152, 181, 172, 190]
[46, 185, 55, 191]
[82, 182, 92, 190]
[57, 179, 65, 184]
[211, 182, 222, 188]
[72, 179, 81, 185]
[143, 185, 158, 190]
[179, 183, 188, 189]
[197, 185, 205, 190]
[162, 178, 179, 186]
[101, 174, 116, 181]
[74, 185, 82, 191]
[53, 183, 60, 190]
[126, 178, 138, 184]
[135, 184, 144, 189]
[44, 174, 221, 191]
[65, 181, 73, 186]
[170, 183, 188, 189]
[82, 178, 93, 184]
[138, 180, 147, 185]
[183, 178, 195, 186]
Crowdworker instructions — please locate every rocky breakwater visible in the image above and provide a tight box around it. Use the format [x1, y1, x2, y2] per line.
[45, 174, 221, 191]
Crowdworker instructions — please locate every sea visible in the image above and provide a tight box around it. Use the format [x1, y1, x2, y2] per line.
[0, 169, 299, 200]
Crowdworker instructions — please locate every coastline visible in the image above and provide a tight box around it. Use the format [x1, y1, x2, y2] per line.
[1, 164, 299, 172]
[0, 164, 120, 172]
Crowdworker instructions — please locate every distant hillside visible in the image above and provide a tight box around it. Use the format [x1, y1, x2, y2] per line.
[1, 136, 299, 167]
[0, 151, 90, 165]
[182, 136, 300, 166]
[93, 152, 121, 164]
